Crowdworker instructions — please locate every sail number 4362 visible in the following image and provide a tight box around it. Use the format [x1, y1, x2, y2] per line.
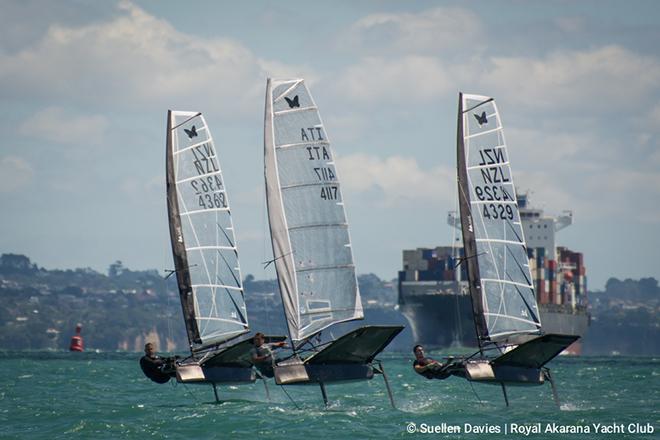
[190, 175, 227, 209]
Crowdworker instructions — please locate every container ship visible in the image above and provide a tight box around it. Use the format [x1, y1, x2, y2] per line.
[398, 194, 589, 354]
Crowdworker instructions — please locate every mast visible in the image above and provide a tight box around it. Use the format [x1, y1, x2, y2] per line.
[166, 110, 201, 349]
[264, 79, 297, 346]
[456, 93, 488, 349]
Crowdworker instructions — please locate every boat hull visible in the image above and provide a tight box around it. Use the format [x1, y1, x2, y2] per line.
[176, 364, 256, 384]
[274, 325, 403, 385]
[275, 363, 374, 385]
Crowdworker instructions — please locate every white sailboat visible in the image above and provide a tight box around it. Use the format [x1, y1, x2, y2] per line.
[263, 79, 403, 407]
[437, 93, 579, 406]
[148, 111, 284, 401]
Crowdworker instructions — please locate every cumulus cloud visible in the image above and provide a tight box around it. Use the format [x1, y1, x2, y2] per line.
[345, 7, 483, 54]
[0, 156, 34, 193]
[585, 169, 660, 223]
[0, 1, 303, 114]
[337, 153, 455, 206]
[19, 107, 108, 145]
[335, 56, 453, 103]
[482, 45, 660, 110]
[334, 44, 660, 117]
[506, 127, 616, 165]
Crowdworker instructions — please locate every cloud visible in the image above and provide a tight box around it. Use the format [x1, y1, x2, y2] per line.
[19, 107, 108, 145]
[554, 16, 586, 34]
[482, 45, 660, 111]
[0, 156, 34, 193]
[506, 126, 615, 165]
[516, 169, 593, 218]
[345, 7, 483, 54]
[0, 1, 303, 114]
[337, 153, 454, 207]
[505, 124, 660, 222]
[335, 56, 453, 103]
[585, 169, 660, 223]
[334, 44, 660, 117]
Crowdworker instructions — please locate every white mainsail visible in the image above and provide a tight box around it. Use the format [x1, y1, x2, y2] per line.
[264, 79, 363, 345]
[458, 94, 541, 342]
[167, 111, 249, 350]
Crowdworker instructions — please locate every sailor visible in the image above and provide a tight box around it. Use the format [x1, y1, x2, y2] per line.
[251, 332, 286, 378]
[139, 342, 175, 384]
[412, 345, 450, 380]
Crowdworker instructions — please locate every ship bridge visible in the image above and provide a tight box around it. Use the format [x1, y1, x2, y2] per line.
[447, 193, 572, 261]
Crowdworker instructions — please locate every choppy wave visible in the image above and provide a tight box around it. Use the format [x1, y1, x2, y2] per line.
[0, 352, 657, 439]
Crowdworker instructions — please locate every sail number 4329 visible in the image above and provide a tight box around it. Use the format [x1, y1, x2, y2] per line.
[482, 203, 514, 220]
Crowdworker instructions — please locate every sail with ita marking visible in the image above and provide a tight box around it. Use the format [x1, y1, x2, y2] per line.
[264, 78, 363, 346]
[456, 93, 542, 344]
[166, 110, 249, 351]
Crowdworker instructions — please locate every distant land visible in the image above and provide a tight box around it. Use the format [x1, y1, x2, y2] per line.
[0, 253, 658, 355]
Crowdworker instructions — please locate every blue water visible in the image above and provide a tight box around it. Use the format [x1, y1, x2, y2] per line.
[1, 352, 658, 439]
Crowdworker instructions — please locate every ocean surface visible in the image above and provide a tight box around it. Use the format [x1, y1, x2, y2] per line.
[1, 351, 658, 439]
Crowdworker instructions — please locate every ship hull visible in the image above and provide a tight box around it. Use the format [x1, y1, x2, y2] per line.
[399, 284, 589, 354]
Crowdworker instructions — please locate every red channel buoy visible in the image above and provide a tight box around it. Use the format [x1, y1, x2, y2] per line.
[69, 324, 84, 352]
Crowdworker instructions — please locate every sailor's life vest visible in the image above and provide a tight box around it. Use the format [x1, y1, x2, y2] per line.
[140, 355, 172, 384]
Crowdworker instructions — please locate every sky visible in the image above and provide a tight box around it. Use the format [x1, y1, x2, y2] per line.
[1, 0, 659, 290]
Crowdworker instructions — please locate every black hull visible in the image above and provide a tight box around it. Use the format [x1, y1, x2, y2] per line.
[274, 326, 403, 385]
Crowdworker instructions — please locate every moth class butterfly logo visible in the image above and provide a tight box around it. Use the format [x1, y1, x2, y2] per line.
[474, 111, 488, 126]
[184, 125, 198, 139]
[285, 95, 300, 108]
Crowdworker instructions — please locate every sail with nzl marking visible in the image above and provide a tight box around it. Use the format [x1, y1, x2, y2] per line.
[457, 93, 541, 345]
[166, 110, 249, 352]
[264, 78, 363, 346]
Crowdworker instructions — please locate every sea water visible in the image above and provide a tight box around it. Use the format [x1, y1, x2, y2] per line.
[1, 352, 658, 439]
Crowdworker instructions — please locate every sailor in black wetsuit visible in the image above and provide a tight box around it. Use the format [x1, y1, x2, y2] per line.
[413, 345, 450, 380]
[140, 342, 175, 384]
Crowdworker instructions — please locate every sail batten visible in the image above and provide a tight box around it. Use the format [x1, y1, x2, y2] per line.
[457, 93, 541, 345]
[481, 278, 533, 288]
[274, 107, 319, 116]
[467, 161, 511, 171]
[166, 110, 249, 352]
[289, 222, 348, 231]
[174, 140, 217, 155]
[470, 200, 517, 206]
[465, 126, 503, 139]
[186, 245, 236, 251]
[296, 263, 355, 273]
[190, 283, 242, 290]
[277, 141, 330, 150]
[265, 78, 363, 345]
[476, 238, 524, 245]
[180, 207, 230, 216]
